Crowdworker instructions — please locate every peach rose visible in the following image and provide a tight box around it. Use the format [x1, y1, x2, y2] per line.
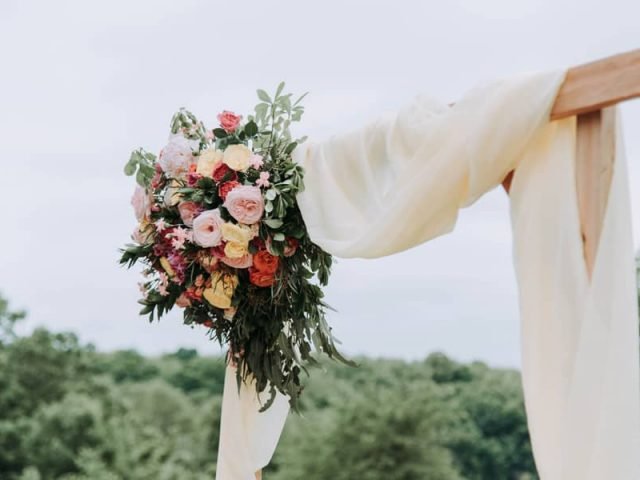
[220, 253, 253, 269]
[223, 185, 264, 225]
[192, 209, 223, 247]
[131, 185, 151, 221]
[178, 201, 202, 227]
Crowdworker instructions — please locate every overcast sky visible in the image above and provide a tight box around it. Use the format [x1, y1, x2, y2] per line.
[0, 0, 638, 368]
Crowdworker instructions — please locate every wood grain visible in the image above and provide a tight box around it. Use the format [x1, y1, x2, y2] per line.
[551, 49, 640, 120]
[575, 107, 616, 277]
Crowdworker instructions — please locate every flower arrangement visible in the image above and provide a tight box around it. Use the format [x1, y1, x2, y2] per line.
[120, 84, 352, 410]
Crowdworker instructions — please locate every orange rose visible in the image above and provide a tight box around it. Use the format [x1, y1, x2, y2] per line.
[249, 267, 275, 287]
[253, 250, 279, 274]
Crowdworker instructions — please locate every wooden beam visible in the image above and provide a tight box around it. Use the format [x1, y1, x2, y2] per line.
[575, 107, 616, 278]
[551, 49, 640, 120]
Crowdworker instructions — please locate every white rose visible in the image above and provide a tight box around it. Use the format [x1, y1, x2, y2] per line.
[223, 144, 252, 172]
[196, 149, 223, 177]
[158, 134, 196, 178]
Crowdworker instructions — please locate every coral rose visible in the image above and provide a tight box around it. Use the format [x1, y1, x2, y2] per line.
[218, 180, 240, 200]
[223, 185, 264, 224]
[253, 250, 279, 274]
[217, 110, 242, 133]
[249, 267, 275, 288]
[192, 209, 223, 247]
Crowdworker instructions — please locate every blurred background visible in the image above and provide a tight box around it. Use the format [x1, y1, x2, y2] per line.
[0, 0, 638, 478]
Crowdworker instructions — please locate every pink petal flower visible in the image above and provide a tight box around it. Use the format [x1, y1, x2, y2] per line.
[255, 171, 271, 188]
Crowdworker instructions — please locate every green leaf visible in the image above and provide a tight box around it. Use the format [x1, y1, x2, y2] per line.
[257, 89, 272, 103]
[273, 233, 285, 242]
[213, 128, 228, 138]
[275, 81, 285, 99]
[124, 161, 136, 176]
[263, 219, 283, 229]
[244, 120, 258, 137]
[265, 189, 277, 201]
[284, 142, 298, 155]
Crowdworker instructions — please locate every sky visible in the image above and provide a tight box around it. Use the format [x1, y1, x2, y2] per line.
[0, 0, 638, 368]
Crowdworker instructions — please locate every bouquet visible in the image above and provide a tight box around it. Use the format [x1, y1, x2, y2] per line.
[120, 84, 352, 410]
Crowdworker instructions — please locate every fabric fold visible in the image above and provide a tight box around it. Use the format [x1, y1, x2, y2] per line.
[215, 364, 289, 480]
[293, 71, 639, 479]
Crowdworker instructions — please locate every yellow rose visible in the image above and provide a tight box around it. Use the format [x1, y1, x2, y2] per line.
[221, 222, 252, 245]
[224, 241, 248, 259]
[223, 144, 252, 172]
[159, 257, 175, 277]
[196, 149, 223, 177]
[202, 271, 238, 309]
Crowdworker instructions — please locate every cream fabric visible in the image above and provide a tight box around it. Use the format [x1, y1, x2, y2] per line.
[215, 70, 640, 479]
[215, 364, 289, 480]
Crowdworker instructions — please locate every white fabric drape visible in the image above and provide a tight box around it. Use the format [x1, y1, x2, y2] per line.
[215, 70, 640, 479]
[215, 364, 289, 480]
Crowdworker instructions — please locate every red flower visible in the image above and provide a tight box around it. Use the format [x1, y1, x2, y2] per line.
[253, 250, 279, 275]
[249, 267, 275, 287]
[212, 163, 237, 183]
[203, 319, 214, 328]
[217, 111, 242, 133]
[219, 180, 241, 200]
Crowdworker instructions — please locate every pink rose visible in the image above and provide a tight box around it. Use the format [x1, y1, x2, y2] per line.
[217, 111, 242, 133]
[192, 209, 224, 247]
[223, 185, 264, 225]
[158, 135, 197, 178]
[221, 253, 253, 269]
[178, 201, 202, 227]
[131, 185, 151, 221]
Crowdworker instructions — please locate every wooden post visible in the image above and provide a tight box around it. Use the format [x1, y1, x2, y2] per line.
[575, 107, 616, 277]
[499, 49, 638, 277]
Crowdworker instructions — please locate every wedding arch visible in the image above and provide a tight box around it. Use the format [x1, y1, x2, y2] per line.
[213, 49, 640, 480]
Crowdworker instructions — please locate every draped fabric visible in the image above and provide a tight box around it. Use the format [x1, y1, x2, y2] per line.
[215, 70, 640, 479]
